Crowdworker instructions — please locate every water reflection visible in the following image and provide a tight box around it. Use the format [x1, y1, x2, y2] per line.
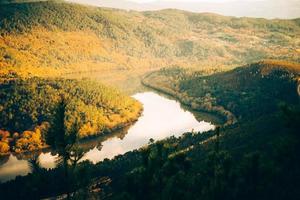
[38, 153, 59, 169]
[0, 155, 30, 182]
[81, 92, 214, 163]
[0, 92, 214, 182]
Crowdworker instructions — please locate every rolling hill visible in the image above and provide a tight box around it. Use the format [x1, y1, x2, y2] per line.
[0, 1, 300, 199]
[0, 1, 299, 77]
[143, 60, 300, 124]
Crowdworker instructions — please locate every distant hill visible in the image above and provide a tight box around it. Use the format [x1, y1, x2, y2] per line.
[67, 0, 300, 19]
[0, 1, 299, 76]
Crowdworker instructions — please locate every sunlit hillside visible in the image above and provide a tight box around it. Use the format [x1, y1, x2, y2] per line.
[0, 1, 300, 199]
[0, 77, 142, 154]
[0, 1, 299, 76]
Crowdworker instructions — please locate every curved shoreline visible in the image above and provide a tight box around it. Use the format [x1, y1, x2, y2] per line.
[0, 109, 143, 157]
[141, 72, 237, 126]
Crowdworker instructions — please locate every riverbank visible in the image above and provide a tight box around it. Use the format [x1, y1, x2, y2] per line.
[142, 72, 237, 126]
[0, 91, 215, 183]
[0, 77, 143, 155]
[0, 109, 143, 157]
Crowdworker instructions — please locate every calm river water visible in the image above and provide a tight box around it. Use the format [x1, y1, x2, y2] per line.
[0, 92, 215, 182]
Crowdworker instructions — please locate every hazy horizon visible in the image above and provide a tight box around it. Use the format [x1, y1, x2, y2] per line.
[66, 0, 300, 19]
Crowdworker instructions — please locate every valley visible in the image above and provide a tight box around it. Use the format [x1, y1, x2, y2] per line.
[0, 1, 299, 200]
[0, 91, 215, 182]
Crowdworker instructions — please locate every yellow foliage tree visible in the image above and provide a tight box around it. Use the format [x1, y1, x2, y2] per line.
[0, 141, 10, 154]
[15, 130, 43, 152]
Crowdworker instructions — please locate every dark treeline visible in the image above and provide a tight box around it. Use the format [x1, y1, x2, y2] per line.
[143, 61, 300, 124]
[178, 61, 300, 121]
[0, 103, 299, 199]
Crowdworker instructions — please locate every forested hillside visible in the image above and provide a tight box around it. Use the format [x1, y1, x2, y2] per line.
[0, 76, 142, 154]
[143, 60, 300, 124]
[0, 1, 300, 199]
[0, 1, 299, 76]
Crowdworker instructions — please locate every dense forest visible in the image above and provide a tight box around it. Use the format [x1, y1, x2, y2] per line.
[143, 60, 300, 124]
[0, 76, 142, 154]
[0, 1, 299, 199]
[0, 1, 299, 76]
[0, 61, 299, 199]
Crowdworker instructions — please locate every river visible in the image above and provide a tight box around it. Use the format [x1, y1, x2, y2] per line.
[0, 91, 215, 182]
